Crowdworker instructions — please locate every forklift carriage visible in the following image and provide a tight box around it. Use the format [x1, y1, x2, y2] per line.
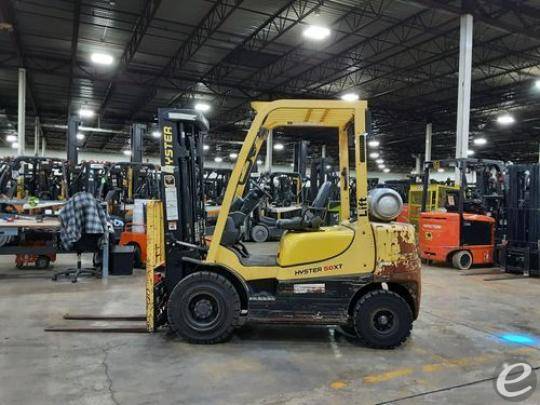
[151, 100, 421, 349]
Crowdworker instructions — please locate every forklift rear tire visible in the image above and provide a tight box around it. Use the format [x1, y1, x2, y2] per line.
[452, 250, 472, 270]
[353, 290, 413, 349]
[251, 225, 269, 243]
[167, 271, 241, 344]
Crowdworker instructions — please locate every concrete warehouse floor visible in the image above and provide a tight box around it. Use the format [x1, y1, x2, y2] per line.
[0, 250, 539, 405]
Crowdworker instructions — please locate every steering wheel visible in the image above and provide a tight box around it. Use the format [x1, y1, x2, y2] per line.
[249, 178, 272, 199]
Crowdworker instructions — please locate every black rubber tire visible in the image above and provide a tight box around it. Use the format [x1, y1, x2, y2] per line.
[167, 271, 241, 344]
[353, 289, 413, 349]
[250, 224, 269, 243]
[452, 250, 472, 270]
[35, 256, 50, 270]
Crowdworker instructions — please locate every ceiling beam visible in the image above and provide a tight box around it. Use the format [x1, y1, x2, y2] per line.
[128, 0, 244, 120]
[405, 0, 540, 41]
[99, 0, 163, 117]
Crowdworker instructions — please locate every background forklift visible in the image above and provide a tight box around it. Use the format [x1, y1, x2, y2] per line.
[148, 100, 421, 349]
[419, 158, 505, 270]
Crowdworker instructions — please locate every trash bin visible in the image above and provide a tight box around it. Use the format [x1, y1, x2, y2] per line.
[109, 245, 134, 276]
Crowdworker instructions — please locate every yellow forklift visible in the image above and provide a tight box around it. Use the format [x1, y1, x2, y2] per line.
[148, 100, 421, 349]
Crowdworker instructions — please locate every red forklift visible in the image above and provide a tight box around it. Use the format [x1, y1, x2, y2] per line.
[419, 159, 505, 270]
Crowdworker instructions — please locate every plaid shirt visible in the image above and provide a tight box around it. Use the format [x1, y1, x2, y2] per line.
[59, 192, 109, 250]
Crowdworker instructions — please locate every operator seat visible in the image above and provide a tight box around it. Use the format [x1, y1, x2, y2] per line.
[276, 181, 333, 231]
[221, 188, 265, 245]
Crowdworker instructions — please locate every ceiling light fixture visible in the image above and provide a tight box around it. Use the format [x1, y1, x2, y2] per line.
[273, 143, 284, 151]
[303, 25, 331, 41]
[76, 133, 85, 140]
[151, 130, 160, 138]
[6, 134, 17, 143]
[11, 142, 19, 149]
[256, 159, 263, 165]
[368, 140, 380, 148]
[378, 164, 385, 169]
[203, 144, 210, 151]
[535, 79, 540, 89]
[341, 92, 359, 102]
[194, 103, 210, 112]
[369, 152, 380, 159]
[467, 150, 475, 156]
[79, 107, 95, 119]
[473, 137, 487, 145]
[383, 168, 390, 173]
[123, 150, 132, 156]
[229, 152, 238, 159]
[497, 114, 515, 125]
[214, 156, 223, 163]
[90, 52, 114, 65]
[375, 158, 384, 164]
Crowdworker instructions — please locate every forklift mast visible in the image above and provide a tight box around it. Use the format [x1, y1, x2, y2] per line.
[158, 108, 208, 289]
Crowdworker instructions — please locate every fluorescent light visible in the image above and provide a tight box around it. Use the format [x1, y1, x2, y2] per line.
[203, 144, 209, 151]
[123, 150, 132, 156]
[229, 152, 238, 159]
[11, 142, 19, 149]
[437, 168, 444, 173]
[368, 140, 380, 148]
[151, 130, 160, 138]
[378, 164, 385, 169]
[194, 103, 210, 112]
[341, 93, 359, 102]
[90, 52, 114, 65]
[303, 25, 331, 40]
[256, 159, 263, 165]
[369, 152, 379, 159]
[273, 143, 284, 151]
[6, 134, 17, 143]
[383, 168, 390, 173]
[467, 150, 475, 156]
[76, 132, 85, 140]
[79, 107, 95, 119]
[473, 137, 487, 145]
[325, 165, 331, 170]
[535, 79, 540, 89]
[214, 157, 223, 163]
[375, 158, 384, 164]
[497, 114, 515, 125]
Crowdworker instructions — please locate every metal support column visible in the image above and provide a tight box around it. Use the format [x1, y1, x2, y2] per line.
[41, 137, 46, 157]
[455, 13, 474, 184]
[265, 130, 273, 173]
[66, 114, 79, 165]
[131, 123, 146, 163]
[34, 116, 40, 156]
[415, 154, 421, 174]
[425, 122, 432, 163]
[17, 68, 26, 155]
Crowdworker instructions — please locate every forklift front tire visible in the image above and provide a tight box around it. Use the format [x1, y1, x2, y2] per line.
[167, 271, 241, 344]
[452, 250, 472, 270]
[353, 289, 413, 349]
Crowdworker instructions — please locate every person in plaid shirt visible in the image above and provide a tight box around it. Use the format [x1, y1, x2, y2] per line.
[59, 192, 109, 251]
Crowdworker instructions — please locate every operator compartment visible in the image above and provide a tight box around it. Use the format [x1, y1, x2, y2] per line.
[277, 225, 354, 267]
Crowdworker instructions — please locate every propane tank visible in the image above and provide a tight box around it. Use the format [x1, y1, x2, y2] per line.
[367, 188, 403, 222]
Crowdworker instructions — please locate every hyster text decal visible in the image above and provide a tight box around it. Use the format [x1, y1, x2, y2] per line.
[163, 126, 174, 165]
[295, 263, 343, 276]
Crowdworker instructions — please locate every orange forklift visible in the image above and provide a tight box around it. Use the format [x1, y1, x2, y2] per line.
[418, 159, 505, 270]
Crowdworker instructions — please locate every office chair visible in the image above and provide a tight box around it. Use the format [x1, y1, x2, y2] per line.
[52, 233, 103, 283]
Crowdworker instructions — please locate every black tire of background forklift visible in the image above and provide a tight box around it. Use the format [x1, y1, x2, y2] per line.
[167, 271, 241, 344]
[131, 244, 143, 268]
[251, 225, 269, 243]
[35, 256, 50, 270]
[452, 250, 472, 270]
[353, 290, 413, 349]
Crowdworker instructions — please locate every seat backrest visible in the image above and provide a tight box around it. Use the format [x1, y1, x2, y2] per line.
[312, 181, 333, 208]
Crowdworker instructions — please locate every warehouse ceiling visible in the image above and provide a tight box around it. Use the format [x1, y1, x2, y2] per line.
[0, 0, 539, 172]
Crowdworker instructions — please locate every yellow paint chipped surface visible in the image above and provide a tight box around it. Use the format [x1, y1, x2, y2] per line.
[363, 367, 414, 384]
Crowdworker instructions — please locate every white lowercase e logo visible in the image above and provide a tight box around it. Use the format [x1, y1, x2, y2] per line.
[494, 361, 537, 402]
